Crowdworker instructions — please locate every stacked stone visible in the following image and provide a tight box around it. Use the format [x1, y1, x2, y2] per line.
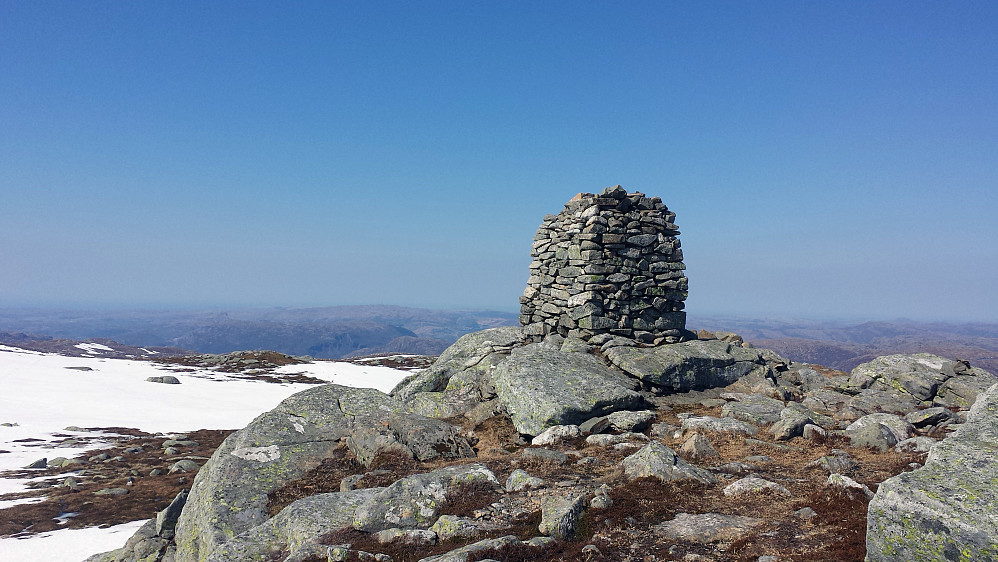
[519, 185, 688, 342]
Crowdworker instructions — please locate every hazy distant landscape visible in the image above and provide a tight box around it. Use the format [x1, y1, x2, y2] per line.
[0, 306, 518, 359]
[2, 306, 996, 375]
[689, 315, 998, 375]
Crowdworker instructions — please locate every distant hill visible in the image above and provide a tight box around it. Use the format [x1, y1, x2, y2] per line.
[0, 305, 518, 359]
[689, 315, 998, 374]
[4, 307, 994, 372]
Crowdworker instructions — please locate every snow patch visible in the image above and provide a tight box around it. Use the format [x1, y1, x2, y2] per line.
[0, 519, 146, 562]
[73, 343, 115, 354]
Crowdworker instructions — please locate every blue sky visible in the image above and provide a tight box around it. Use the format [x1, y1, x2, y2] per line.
[1, 2, 996, 321]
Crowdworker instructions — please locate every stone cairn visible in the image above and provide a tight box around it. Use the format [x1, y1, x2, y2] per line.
[519, 185, 688, 343]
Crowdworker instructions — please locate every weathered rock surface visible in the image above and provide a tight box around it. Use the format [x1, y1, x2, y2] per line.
[346, 412, 475, 466]
[492, 343, 644, 436]
[391, 327, 527, 417]
[353, 464, 499, 532]
[654, 512, 764, 542]
[206, 488, 381, 561]
[723, 476, 791, 497]
[607, 339, 768, 392]
[538, 494, 586, 539]
[846, 354, 996, 410]
[621, 441, 718, 484]
[867, 382, 998, 561]
[172, 384, 411, 562]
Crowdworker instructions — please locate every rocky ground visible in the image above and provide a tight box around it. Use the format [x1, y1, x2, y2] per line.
[17, 327, 996, 562]
[0, 428, 231, 537]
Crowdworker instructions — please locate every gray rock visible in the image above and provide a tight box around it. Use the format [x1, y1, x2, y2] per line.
[146, 375, 181, 384]
[622, 441, 718, 484]
[846, 388, 920, 417]
[894, 436, 937, 453]
[95, 487, 130, 496]
[429, 515, 481, 541]
[492, 343, 644, 436]
[802, 424, 826, 441]
[168, 460, 200, 474]
[353, 464, 499, 532]
[606, 339, 767, 392]
[155, 490, 187, 539]
[376, 527, 438, 545]
[678, 433, 720, 461]
[205, 487, 382, 561]
[347, 412, 475, 466]
[579, 415, 611, 435]
[390, 327, 526, 404]
[606, 409, 657, 432]
[654, 512, 763, 542]
[174, 384, 402, 562]
[531, 424, 582, 446]
[722, 476, 791, 497]
[538, 494, 586, 539]
[846, 353, 996, 409]
[848, 422, 898, 451]
[807, 450, 859, 473]
[417, 535, 522, 562]
[846, 413, 914, 443]
[826, 473, 874, 499]
[769, 407, 816, 441]
[521, 448, 569, 464]
[721, 395, 785, 425]
[904, 406, 954, 428]
[505, 469, 544, 492]
[867, 382, 998, 561]
[25, 457, 46, 469]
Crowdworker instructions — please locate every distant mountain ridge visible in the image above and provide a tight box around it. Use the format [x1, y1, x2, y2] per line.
[0, 305, 518, 359]
[688, 315, 998, 374]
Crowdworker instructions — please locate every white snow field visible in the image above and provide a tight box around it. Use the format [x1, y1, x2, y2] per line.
[0, 346, 412, 562]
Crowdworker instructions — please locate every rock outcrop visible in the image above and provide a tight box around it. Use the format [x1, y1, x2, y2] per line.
[172, 384, 474, 562]
[866, 382, 998, 560]
[492, 342, 645, 435]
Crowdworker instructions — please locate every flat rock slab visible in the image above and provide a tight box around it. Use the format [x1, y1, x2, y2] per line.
[721, 395, 785, 425]
[493, 343, 644, 436]
[867, 382, 998, 561]
[655, 512, 764, 543]
[606, 339, 766, 391]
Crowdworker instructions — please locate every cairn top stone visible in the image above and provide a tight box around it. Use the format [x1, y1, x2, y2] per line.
[519, 186, 687, 342]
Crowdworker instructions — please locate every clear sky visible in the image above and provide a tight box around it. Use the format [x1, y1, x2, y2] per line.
[1, 2, 996, 321]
